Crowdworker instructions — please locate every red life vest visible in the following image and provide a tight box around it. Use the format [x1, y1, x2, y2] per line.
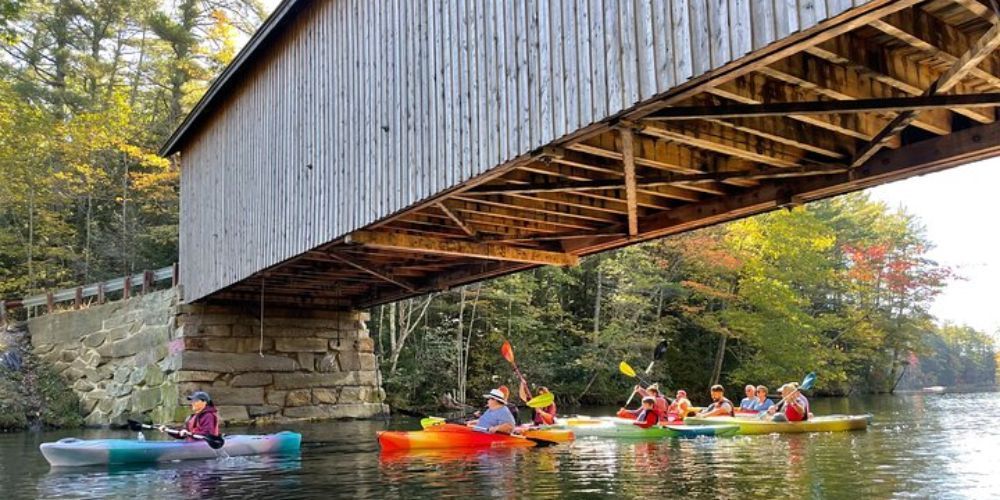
[185, 405, 220, 438]
[784, 396, 809, 422]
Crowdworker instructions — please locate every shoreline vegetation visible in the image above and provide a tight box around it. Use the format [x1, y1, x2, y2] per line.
[0, 324, 82, 432]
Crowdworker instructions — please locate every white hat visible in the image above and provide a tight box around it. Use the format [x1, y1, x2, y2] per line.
[483, 389, 508, 405]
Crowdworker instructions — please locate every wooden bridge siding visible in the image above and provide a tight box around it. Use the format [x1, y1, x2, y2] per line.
[178, 0, 871, 303]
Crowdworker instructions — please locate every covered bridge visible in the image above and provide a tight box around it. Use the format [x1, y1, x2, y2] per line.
[162, 0, 1000, 310]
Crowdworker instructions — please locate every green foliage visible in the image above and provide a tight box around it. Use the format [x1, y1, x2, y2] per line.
[373, 193, 989, 409]
[0, 353, 83, 431]
[0, 0, 266, 302]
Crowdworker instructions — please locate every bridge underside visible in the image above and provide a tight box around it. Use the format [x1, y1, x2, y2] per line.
[211, 0, 1000, 309]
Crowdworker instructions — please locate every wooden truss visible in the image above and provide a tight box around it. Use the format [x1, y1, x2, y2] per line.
[215, 0, 1000, 309]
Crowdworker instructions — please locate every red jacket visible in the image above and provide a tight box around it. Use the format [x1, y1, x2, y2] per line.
[622, 407, 660, 429]
[184, 405, 220, 438]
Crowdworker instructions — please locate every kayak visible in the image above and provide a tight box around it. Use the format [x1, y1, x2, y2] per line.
[378, 423, 543, 451]
[565, 420, 738, 439]
[40, 431, 302, 467]
[418, 417, 574, 444]
[683, 415, 871, 435]
[664, 424, 740, 438]
[521, 427, 575, 443]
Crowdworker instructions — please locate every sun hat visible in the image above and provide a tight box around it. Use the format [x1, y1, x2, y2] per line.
[483, 388, 508, 405]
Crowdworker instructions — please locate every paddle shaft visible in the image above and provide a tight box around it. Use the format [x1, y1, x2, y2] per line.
[131, 420, 223, 447]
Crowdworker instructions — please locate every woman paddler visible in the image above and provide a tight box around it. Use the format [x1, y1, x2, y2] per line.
[532, 386, 557, 426]
[160, 391, 220, 441]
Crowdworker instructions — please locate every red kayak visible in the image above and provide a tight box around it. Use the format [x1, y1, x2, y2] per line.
[378, 424, 538, 451]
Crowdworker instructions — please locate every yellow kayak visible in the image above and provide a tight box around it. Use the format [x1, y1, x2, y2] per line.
[683, 414, 870, 435]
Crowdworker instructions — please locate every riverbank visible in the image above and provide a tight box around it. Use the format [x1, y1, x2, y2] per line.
[0, 323, 82, 431]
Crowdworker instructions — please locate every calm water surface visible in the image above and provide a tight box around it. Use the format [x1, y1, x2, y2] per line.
[1, 393, 998, 499]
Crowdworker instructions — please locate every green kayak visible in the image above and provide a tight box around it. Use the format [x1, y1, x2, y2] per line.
[568, 421, 738, 439]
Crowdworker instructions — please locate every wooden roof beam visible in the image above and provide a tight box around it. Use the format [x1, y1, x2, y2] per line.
[709, 74, 896, 143]
[806, 35, 994, 123]
[620, 128, 639, 237]
[870, 9, 1000, 90]
[324, 253, 418, 292]
[435, 203, 477, 239]
[564, 117, 1000, 256]
[761, 53, 953, 135]
[634, 120, 808, 168]
[851, 21, 1000, 166]
[465, 165, 847, 196]
[647, 93, 1000, 119]
[345, 230, 580, 267]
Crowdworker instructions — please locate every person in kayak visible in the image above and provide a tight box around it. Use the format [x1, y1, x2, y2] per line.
[697, 385, 735, 417]
[619, 396, 660, 428]
[767, 383, 810, 422]
[632, 383, 669, 417]
[532, 386, 557, 426]
[752, 385, 775, 412]
[739, 384, 757, 411]
[666, 389, 691, 422]
[467, 389, 516, 434]
[160, 391, 220, 441]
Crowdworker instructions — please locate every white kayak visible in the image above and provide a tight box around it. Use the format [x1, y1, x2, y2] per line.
[40, 431, 302, 467]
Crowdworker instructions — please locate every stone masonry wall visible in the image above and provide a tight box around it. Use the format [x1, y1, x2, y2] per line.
[27, 288, 386, 427]
[167, 303, 386, 423]
[29, 290, 179, 426]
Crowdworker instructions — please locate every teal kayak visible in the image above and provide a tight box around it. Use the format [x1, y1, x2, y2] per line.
[569, 421, 738, 439]
[40, 431, 302, 467]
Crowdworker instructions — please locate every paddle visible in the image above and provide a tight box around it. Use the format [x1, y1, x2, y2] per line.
[501, 340, 533, 403]
[759, 372, 817, 420]
[619, 361, 654, 408]
[127, 419, 225, 449]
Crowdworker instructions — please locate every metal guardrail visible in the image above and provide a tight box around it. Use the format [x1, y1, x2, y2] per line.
[0, 263, 178, 324]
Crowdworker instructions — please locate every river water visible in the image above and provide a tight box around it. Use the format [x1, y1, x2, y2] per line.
[1, 392, 998, 499]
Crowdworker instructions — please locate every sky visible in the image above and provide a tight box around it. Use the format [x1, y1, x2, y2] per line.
[865, 158, 1000, 336]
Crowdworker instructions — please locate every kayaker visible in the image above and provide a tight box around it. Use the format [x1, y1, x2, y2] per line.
[532, 386, 557, 426]
[619, 396, 660, 429]
[739, 384, 757, 411]
[752, 385, 775, 412]
[632, 383, 669, 417]
[666, 389, 691, 422]
[697, 385, 735, 417]
[467, 389, 516, 434]
[474, 385, 520, 423]
[161, 391, 220, 440]
[767, 383, 810, 422]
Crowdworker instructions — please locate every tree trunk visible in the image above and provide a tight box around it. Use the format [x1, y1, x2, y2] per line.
[456, 287, 467, 404]
[710, 332, 727, 386]
[592, 265, 603, 341]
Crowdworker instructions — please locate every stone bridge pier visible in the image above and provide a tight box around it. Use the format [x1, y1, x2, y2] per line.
[27, 289, 386, 426]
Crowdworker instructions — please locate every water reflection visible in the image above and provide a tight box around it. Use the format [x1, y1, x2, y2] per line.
[2, 393, 1000, 498]
[38, 454, 302, 499]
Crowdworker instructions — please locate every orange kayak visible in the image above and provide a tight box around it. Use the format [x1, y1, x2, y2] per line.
[378, 424, 539, 451]
[521, 427, 574, 443]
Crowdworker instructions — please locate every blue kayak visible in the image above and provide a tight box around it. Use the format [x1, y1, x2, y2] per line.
[664, 424, 739, 438]
[40, 431, 301, 467]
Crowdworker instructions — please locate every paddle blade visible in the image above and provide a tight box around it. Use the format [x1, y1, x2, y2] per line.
[501, 341, 515, 364]
[205, 435, 225, 450]
[126, 419, 145, 432]
[526, 392, 555, 409]
[619, 361, 636, 378]
[420, 417, 446, 429]
[653, 340, 669, 360]
[800, 372, 817, 391]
